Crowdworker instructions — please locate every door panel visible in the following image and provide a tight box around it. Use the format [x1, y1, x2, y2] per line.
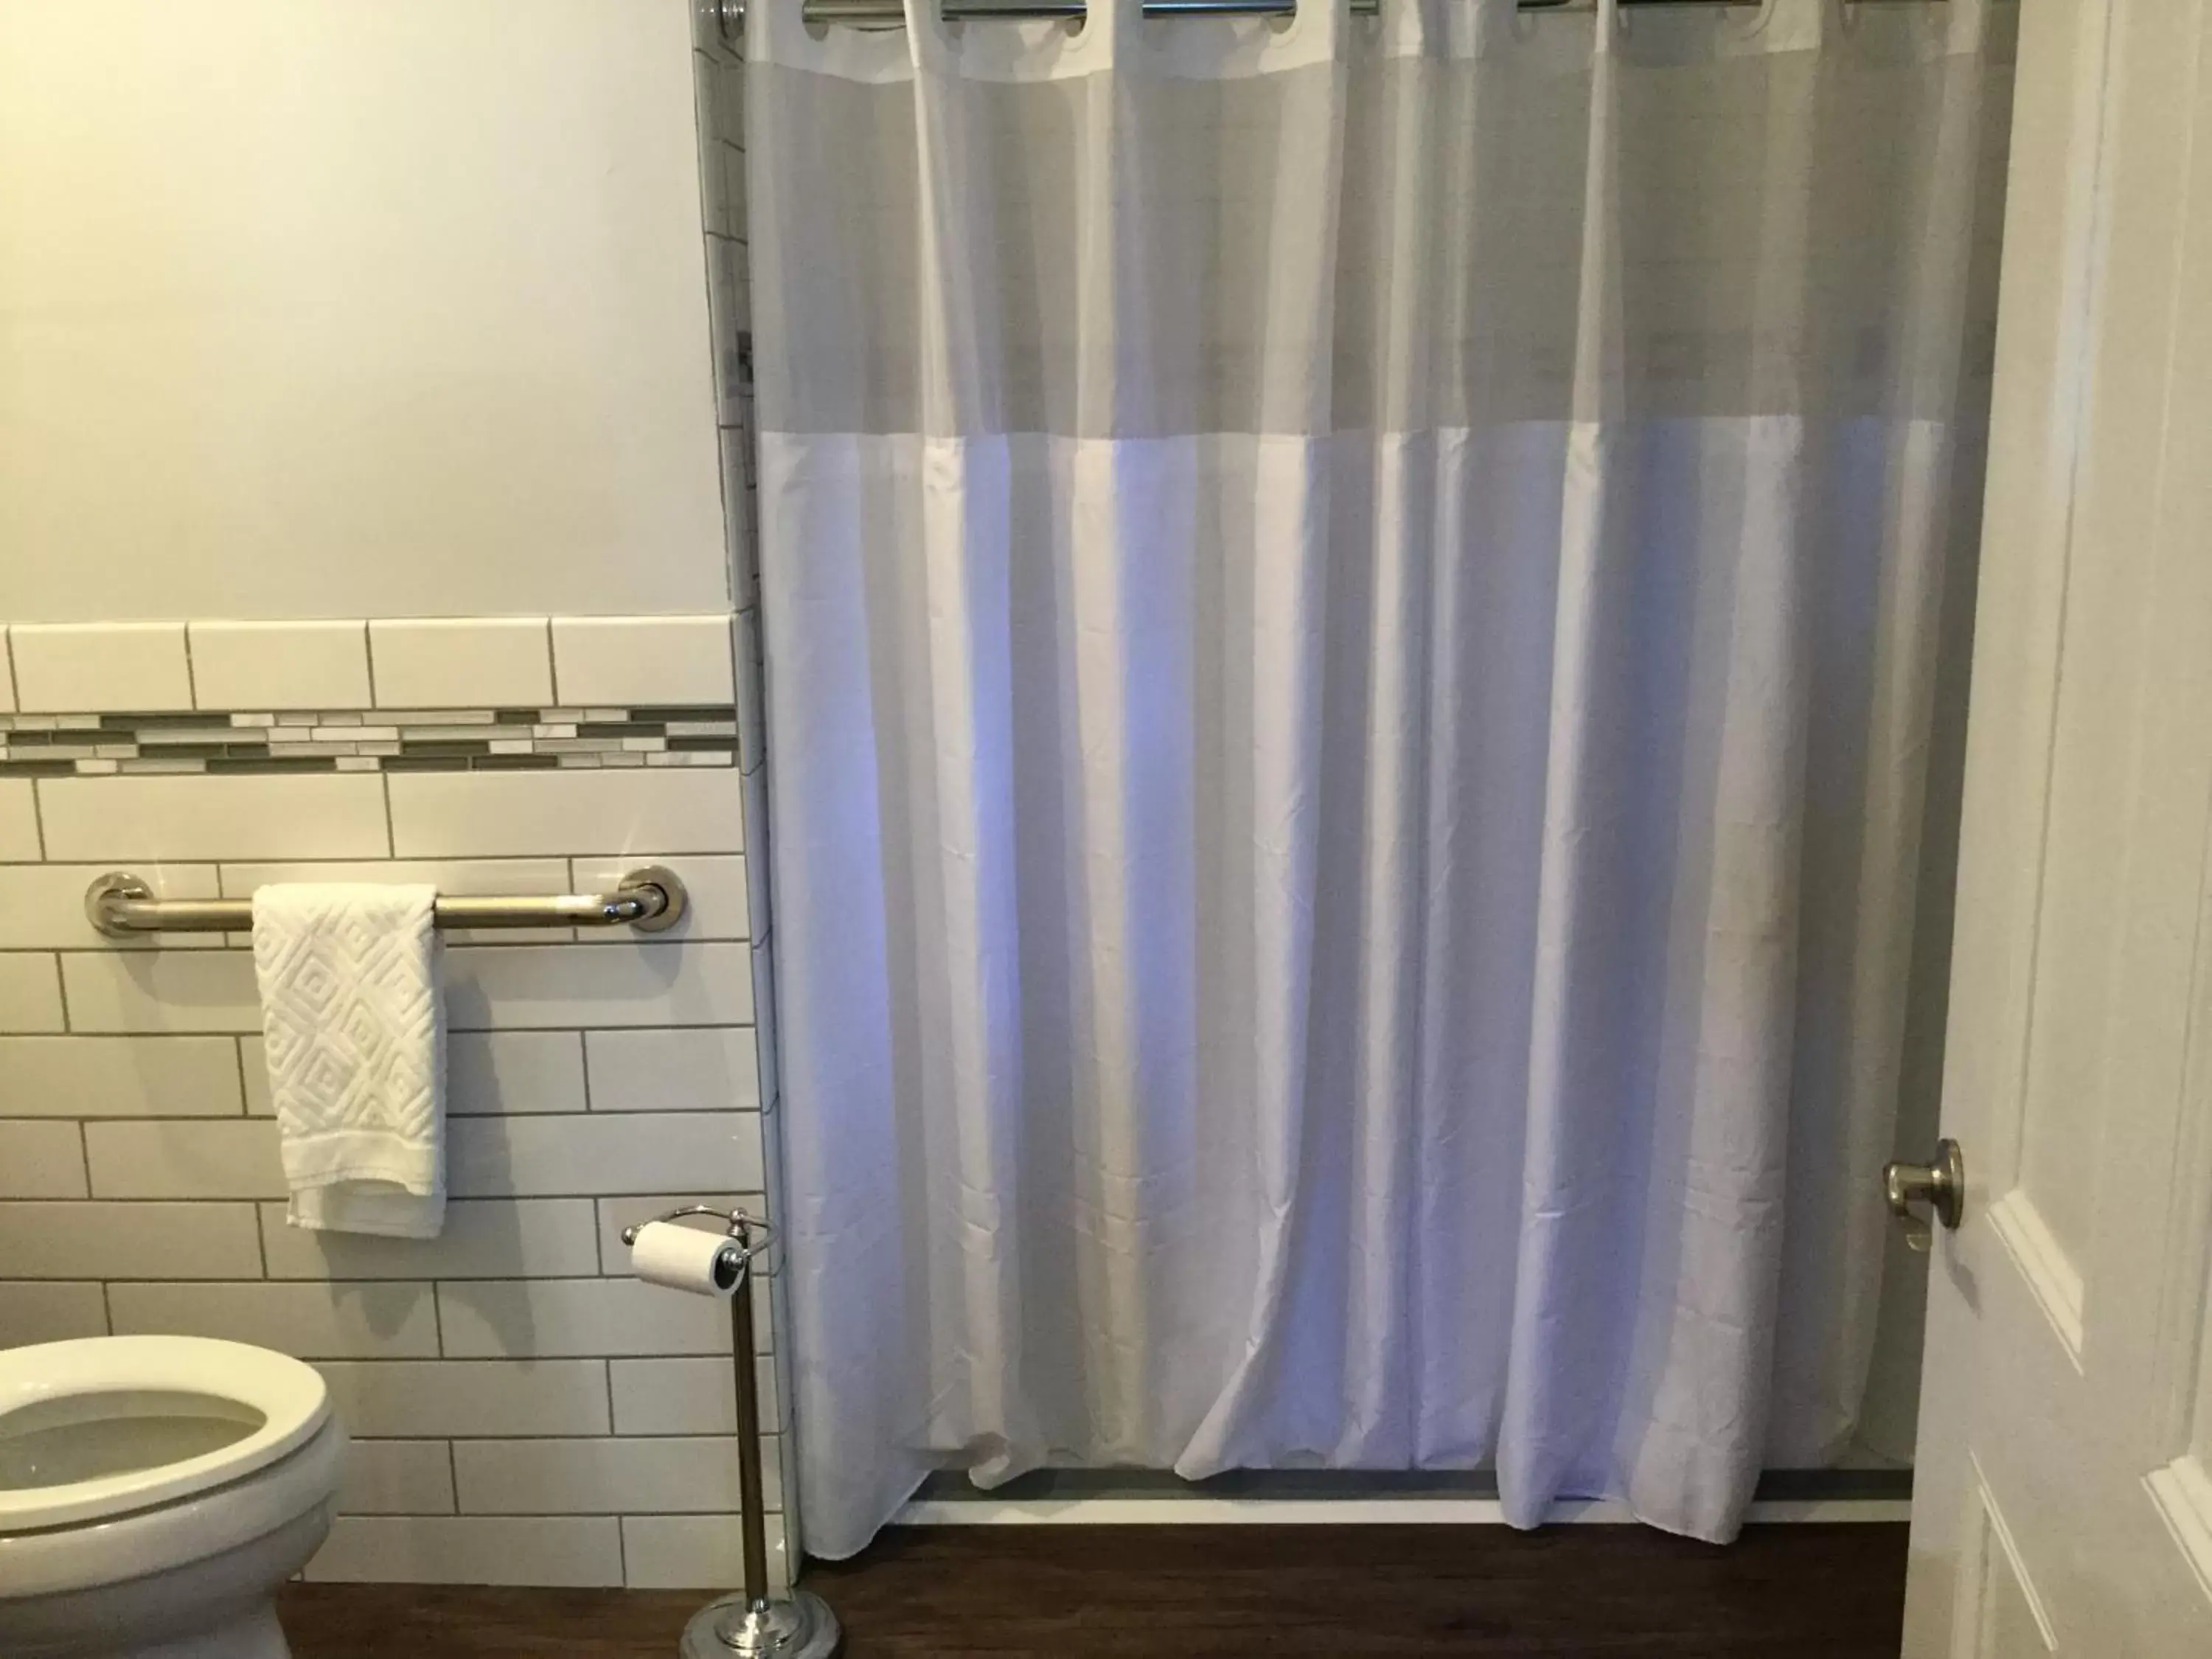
[1954, 1466, 2056, 1659]
[1903, 1, 2212, 1654]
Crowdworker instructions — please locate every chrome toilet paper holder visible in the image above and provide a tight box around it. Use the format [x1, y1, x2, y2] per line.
[622, 1205, 841, 1659]
[619, 1204, 774, 1284]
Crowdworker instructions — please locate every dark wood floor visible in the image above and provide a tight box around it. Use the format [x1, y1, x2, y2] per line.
[279, 1523, 1907, 1658]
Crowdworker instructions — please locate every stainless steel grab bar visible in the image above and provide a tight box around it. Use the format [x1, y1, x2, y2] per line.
[83, 866, 689, 938]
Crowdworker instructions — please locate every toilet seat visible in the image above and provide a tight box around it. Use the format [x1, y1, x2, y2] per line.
[0, 1337, 330, 1531]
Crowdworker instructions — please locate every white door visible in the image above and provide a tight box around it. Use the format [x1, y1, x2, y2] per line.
[1900, 1, 2212, 1655]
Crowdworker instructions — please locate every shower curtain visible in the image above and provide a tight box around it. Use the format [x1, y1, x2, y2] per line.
[748, 0, 2013, 1558]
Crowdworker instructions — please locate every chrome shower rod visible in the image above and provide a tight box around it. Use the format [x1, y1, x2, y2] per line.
[800, 0, 1924, 24]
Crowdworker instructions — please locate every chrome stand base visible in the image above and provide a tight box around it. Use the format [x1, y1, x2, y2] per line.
[680, 1590, 842, 1659]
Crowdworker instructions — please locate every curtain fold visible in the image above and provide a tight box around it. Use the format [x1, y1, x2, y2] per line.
[751, 0, 2014, 1557]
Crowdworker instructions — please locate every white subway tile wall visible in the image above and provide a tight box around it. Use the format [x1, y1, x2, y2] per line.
[434, 1275, 768, 1360]
[0, 865, 226, 953]
[0, 638, 781, 1590]
[367, 618, 556, 709]
[338, 1441, 460, 1516]
[452, 1434, 779, 1514]
[257, 1199, 603, 1282]
[0, 956, 67, 1034]
[585, 1028, 762, 1114]
[442, 942, 756, 1032]
[82, 1119, 288, 1200]
[60, 951, 262, 1035]
[316, 1358, 614, 1439]
[439, 1032, 593, 1116]
[1, 1037, 248, 1118]
[305, 1516, 624, 1587]
[623, 1512, 791, 1593]
[387, 769, 745, 860]
[0, 1120, 91, 1197]
[10, 623, 195, 713]
[0, 5, 783, 1594]
[552, 616, 737, 708]
[107, 1281, 444, 1360]
[0, 1202, 265, 1280]
[0, 782, 37, 860]
[39, 775, 393, 863]
[609, 1354, 782, 1438]
[188, 622, 374, 712]
[0, 1282, 110, 1346]
[445, 1111, 764, 1197]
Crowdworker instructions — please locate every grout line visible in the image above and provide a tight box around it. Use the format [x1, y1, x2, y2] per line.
[298, 1352, 765, 1367]
[414, 1433, 767, 1447]
[0, 1108, 762, 1127]
[181, 625, 201, 712]
[613, 1448, 629, 1578]
[48, 950, 69, 1032]
[319, 1504, 779, 1521]
[7, 1019, 757, 1040]
[0, 942, 237, 957]
[535, 619, 557, 709]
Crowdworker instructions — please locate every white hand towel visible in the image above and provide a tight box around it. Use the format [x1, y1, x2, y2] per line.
[253, 883, 446, 1239]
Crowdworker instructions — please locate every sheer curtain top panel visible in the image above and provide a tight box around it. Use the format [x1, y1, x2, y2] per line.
[748, 0, 2011, 440]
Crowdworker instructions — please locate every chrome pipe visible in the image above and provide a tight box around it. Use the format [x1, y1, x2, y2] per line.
[727, 1217, 773, 1609]
[83, 866, 689, 938]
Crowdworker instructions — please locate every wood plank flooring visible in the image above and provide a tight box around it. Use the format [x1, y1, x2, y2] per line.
[279, 1522, 1907, 1658]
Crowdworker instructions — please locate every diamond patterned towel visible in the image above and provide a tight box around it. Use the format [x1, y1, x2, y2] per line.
[253, 883, 446, 1239]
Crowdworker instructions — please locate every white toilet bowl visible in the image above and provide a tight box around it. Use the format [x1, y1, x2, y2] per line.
[0, 1336, 347, 1659]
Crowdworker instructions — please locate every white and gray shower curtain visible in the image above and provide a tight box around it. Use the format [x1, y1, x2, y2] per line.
[748, 0, 2013, 1558]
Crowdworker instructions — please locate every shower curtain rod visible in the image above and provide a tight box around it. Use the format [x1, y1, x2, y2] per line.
[801, 0, 1936, 24]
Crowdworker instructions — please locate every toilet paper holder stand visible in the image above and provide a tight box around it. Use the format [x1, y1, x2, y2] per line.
[620, 1204, 771, 1288]
[622, 1206, 843, 1659]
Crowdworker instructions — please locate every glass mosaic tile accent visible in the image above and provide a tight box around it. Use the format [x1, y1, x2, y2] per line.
[0, 706, 741, 778]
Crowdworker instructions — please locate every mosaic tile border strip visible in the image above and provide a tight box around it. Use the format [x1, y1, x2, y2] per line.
[0, 706, 740, 778]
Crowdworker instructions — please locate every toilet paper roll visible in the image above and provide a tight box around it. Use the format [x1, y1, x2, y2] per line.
[629, 1221, 744, 1297]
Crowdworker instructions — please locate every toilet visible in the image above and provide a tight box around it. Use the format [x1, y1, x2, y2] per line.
[0, 1335, 348, 1659]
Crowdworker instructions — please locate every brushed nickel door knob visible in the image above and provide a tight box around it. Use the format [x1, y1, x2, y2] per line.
[1884, 1138, 1965, 1244]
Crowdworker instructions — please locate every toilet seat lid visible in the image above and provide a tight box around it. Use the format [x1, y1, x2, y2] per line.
[0, 1336, 331, 1531]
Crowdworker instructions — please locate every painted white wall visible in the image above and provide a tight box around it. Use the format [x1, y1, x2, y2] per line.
[0, 0, 726, 622]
